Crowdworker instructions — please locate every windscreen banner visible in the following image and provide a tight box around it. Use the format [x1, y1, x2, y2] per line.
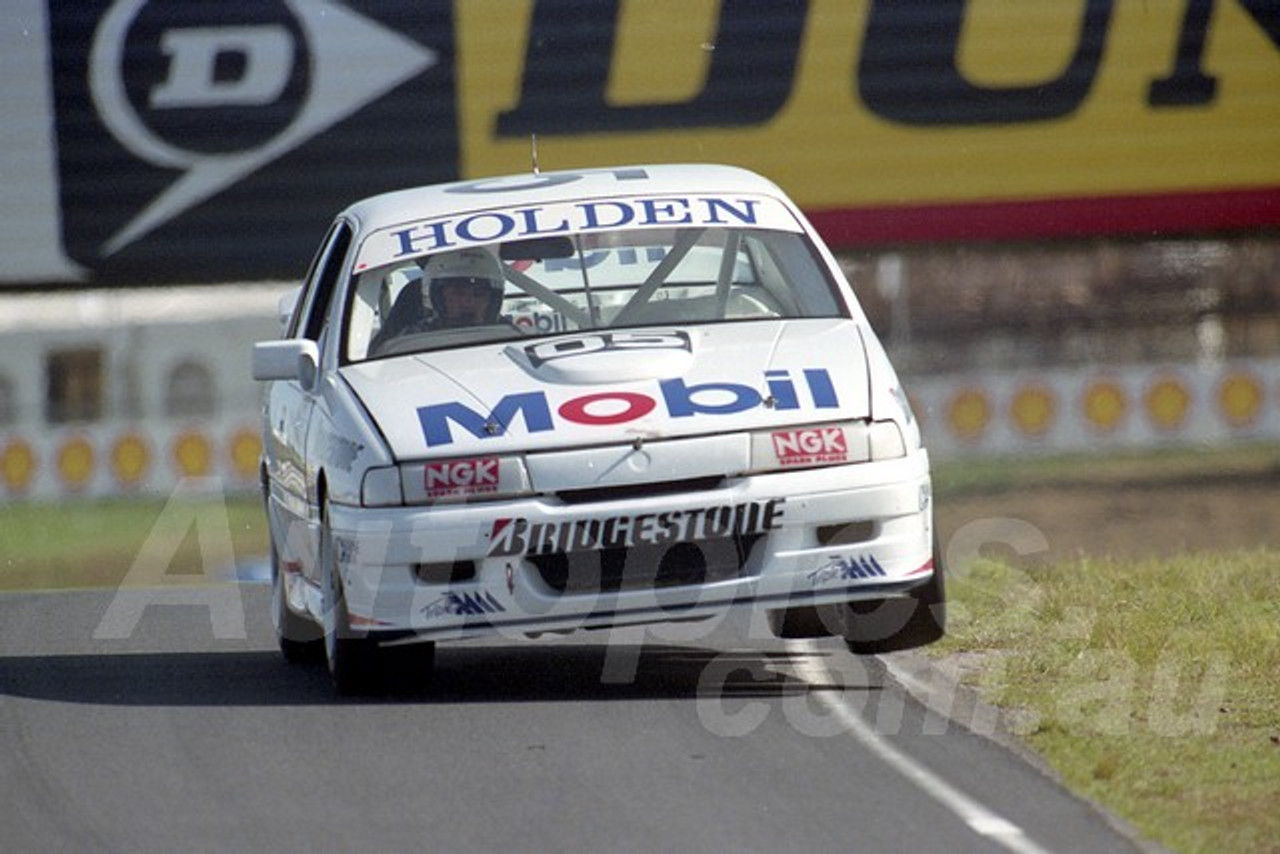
[4, 0, 1279, 286]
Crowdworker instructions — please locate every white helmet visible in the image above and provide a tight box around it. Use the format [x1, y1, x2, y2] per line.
[422, 248, 505, 322]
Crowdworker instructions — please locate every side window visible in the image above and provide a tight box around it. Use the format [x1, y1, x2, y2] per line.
[288, 221, 354, 342]
[285, 225, 334, 338]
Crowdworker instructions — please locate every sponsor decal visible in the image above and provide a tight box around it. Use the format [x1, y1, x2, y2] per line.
[506, 309, 572, 335]
[420, 590, 505, 620]
[424, 457, 499, 499]
[545, 245, 669, 272]
[365, 193, 780, 267]
[908, 558, 935, 577]
[333, 535, 358, 567]
[524, 331, 691, 369]
[417, 367, 839, 447]
[488, 498, 785, 558]
[807, 555, 887, 587]
[771, 427, 849, 466]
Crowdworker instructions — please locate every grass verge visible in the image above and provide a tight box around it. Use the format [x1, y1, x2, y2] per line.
[0, 492, 269, 591]
[930, 445, 1280, 854]
[931, 441, 1280, 496]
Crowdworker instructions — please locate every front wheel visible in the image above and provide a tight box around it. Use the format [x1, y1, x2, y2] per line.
[318, 507, 438, 695]
[379, 642, 438, 695]
[320, 510, 378, 695]
[767, 543, 946, 650]
[843, 545, 946, 655]
[271, 543, 324, 664]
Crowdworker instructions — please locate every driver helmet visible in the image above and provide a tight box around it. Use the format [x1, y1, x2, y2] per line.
[422, 248, 505, 323]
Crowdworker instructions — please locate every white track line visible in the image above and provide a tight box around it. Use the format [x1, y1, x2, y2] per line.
[787, 639, 1054, 854]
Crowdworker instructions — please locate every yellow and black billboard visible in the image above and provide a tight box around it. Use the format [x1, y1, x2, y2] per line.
[4, 0, 1278, 285]
[461, 0, 1280, 244]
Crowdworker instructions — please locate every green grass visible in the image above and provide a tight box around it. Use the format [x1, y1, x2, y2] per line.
[934, 546, 1280, 854]
[0, 493, 269, 591]
[931, 441, 1280, 496]
[928, 444, 1280, 852]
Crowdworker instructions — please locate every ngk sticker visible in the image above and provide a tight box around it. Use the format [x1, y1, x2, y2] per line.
[771, 427, 848, 466]
[425, 458, 499, 498]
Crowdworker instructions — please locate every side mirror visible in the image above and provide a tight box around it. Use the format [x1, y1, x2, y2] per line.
[252, 339, 320, 391]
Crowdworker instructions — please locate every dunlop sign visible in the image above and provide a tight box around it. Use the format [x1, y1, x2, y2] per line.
[3, 0, 1278, 286]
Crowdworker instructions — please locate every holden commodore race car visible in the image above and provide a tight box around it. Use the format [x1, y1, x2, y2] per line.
[252, 163, 942, 694]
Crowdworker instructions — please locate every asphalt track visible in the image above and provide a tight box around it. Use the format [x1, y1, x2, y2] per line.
[0, 582, 1148, 853]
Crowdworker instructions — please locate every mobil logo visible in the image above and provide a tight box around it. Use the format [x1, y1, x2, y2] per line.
[507, 309, 571, 335]
[417, 368, 840, 447]
[772, 427, 849, 464]
[424, 457, 499, 495]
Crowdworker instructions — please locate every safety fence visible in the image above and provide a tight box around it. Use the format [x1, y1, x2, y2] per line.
[1, 416, 263, 502]
[910, 357, 1280, 459]
[2, 356, 1276, 502]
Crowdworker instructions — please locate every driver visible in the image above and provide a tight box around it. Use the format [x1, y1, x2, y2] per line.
[372, 248, 505, 351]
[422, 248, 505, 328]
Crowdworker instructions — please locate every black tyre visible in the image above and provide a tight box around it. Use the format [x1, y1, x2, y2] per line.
[843, 544, 946, 655]
[766, 604, 836, 639]
[379, 641, 438, 695]
[320, 510, 379, 696]
[271, 543, 324, 664]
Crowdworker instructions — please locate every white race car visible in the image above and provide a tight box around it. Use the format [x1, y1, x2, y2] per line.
[253, 164, 942, 694]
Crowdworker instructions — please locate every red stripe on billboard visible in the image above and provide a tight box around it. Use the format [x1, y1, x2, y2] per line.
[808, 187, 1280, 247]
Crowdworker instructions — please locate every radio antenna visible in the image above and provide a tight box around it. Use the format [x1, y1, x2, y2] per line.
[531, 134, 540, 175]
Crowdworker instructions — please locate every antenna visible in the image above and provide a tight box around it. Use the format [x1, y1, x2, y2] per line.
[531, 134, 540, 175]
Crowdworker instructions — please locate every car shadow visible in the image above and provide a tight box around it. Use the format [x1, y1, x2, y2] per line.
[0, 642, 881, 708]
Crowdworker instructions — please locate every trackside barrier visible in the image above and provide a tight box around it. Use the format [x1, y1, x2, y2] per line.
[2, 357, 1277, 502]
[0, 417, 262, 502]
[910, 357, 1280, 459]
